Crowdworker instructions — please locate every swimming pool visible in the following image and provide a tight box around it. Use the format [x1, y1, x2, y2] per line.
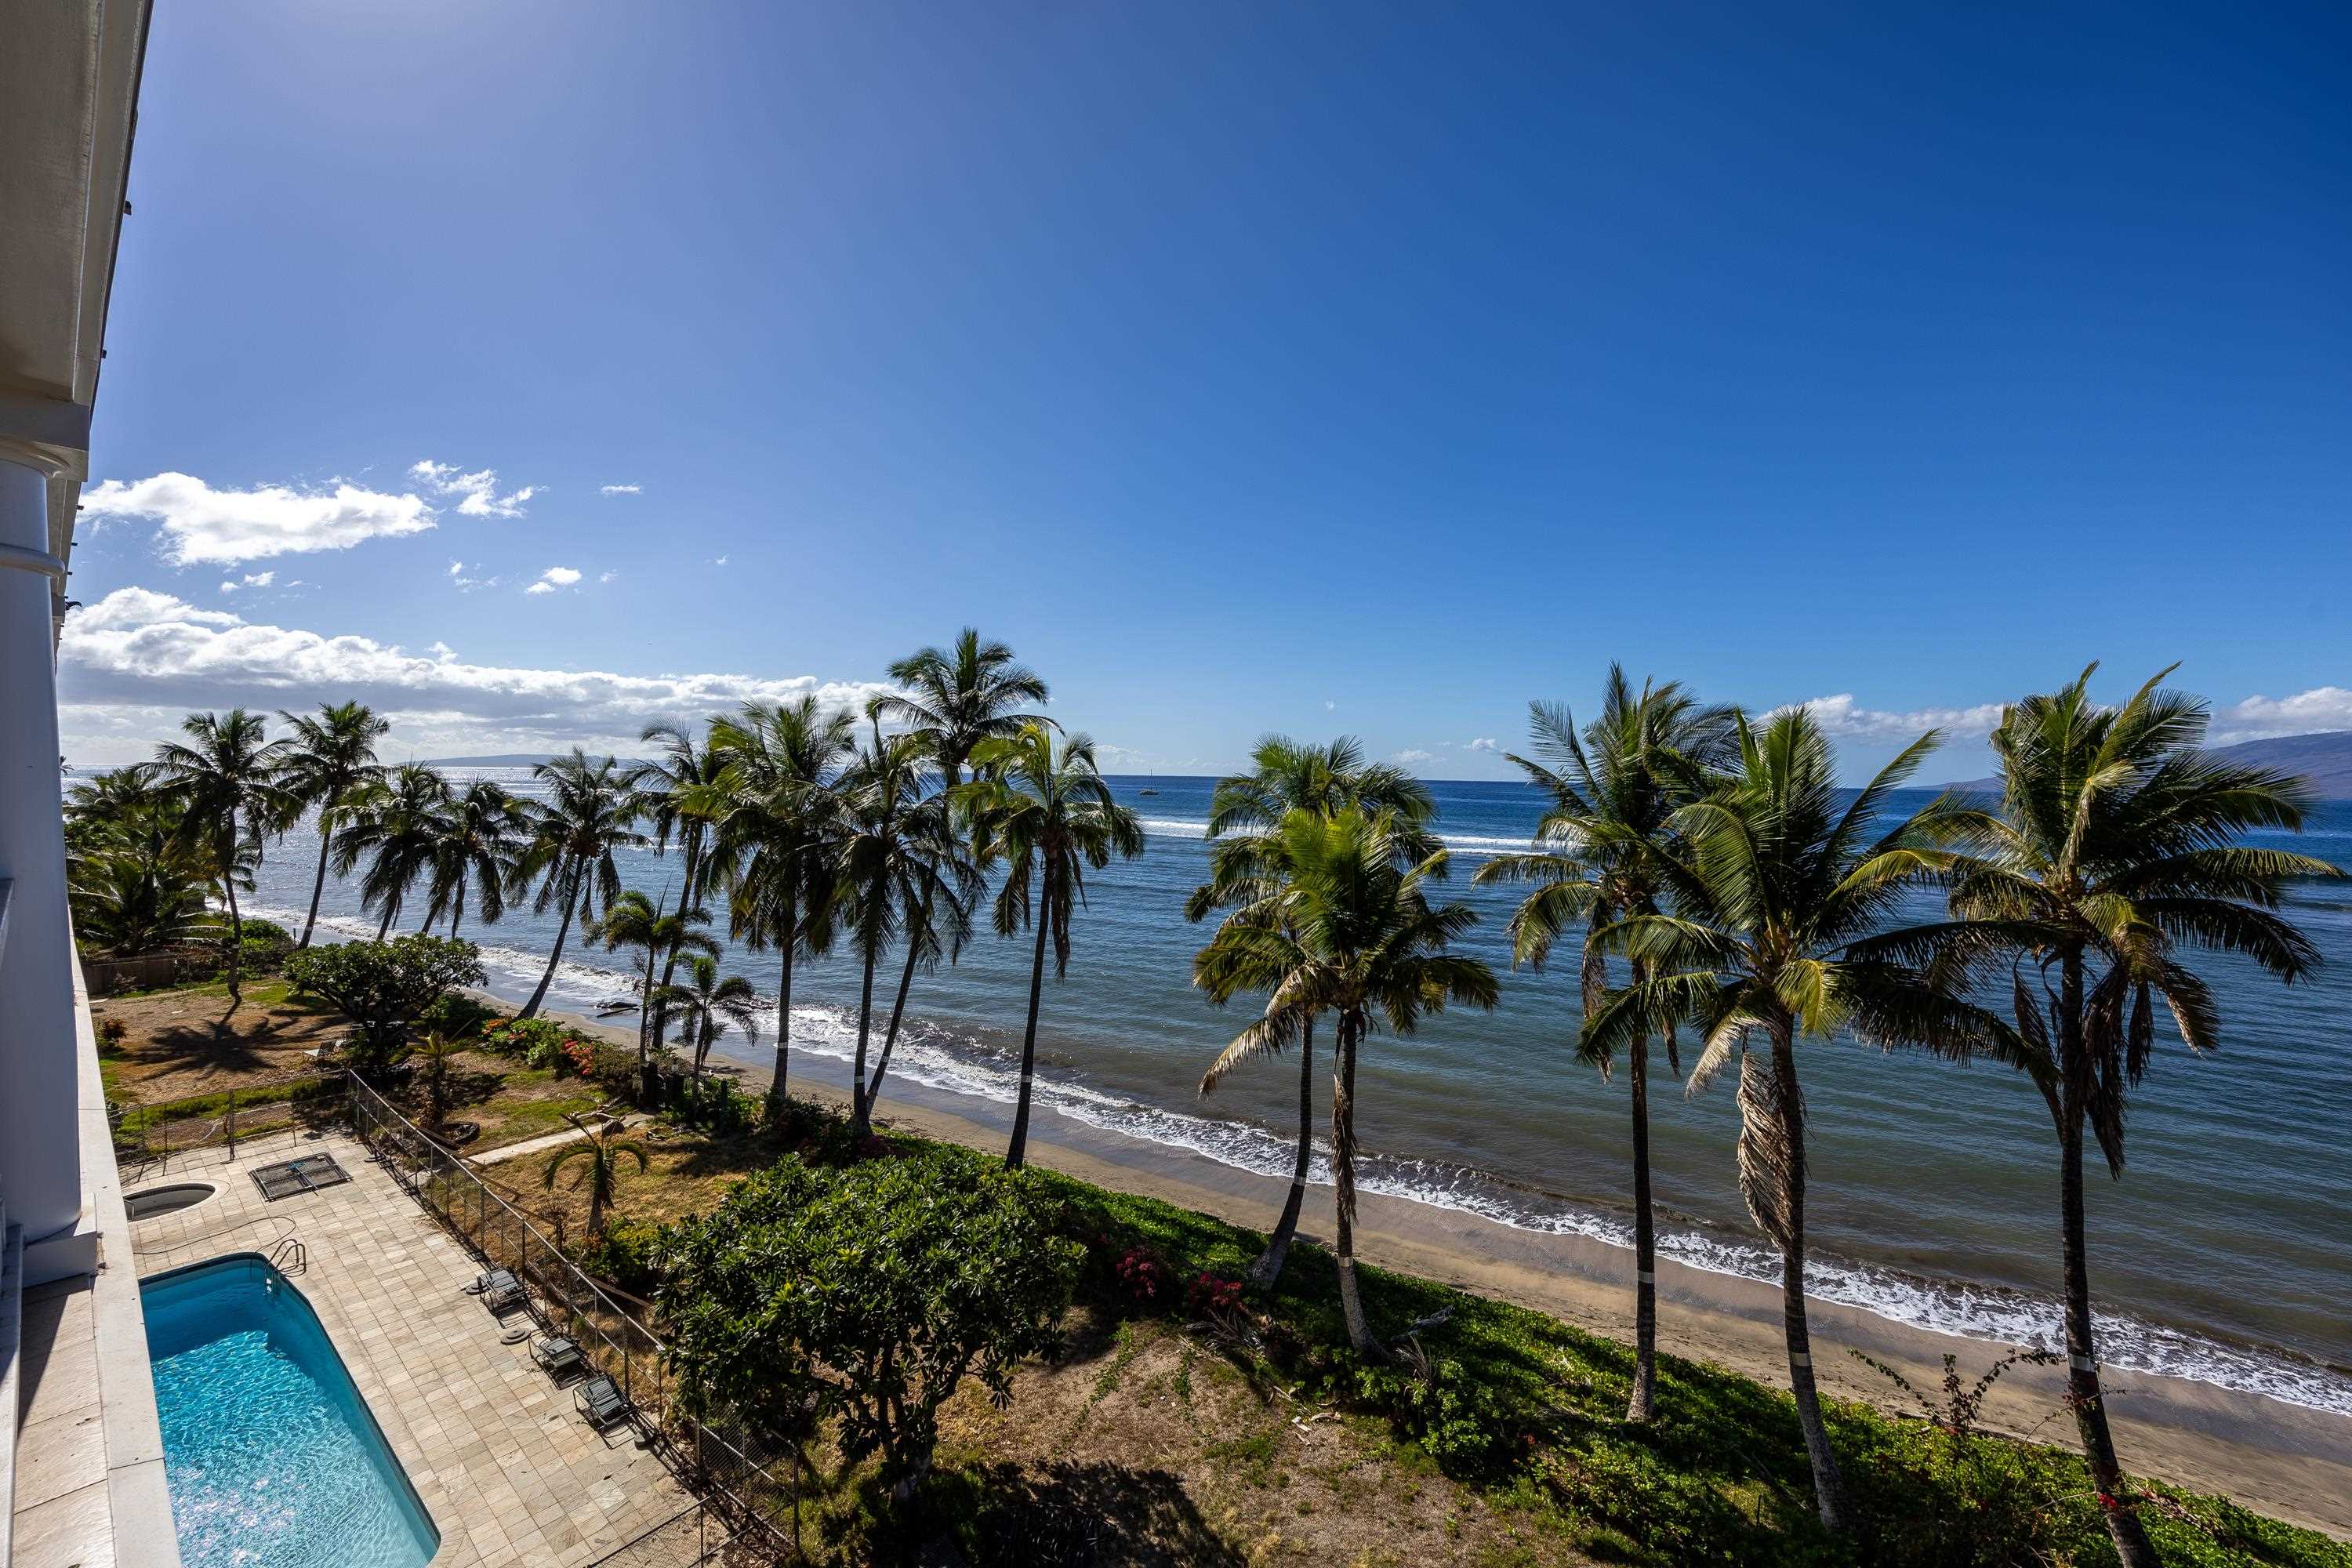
[143, 1254, 441, 1568]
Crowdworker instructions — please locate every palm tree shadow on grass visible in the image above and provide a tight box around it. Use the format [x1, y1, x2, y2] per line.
[143, 1018, 281, 1078]
[916, 1461, 1245, 1568]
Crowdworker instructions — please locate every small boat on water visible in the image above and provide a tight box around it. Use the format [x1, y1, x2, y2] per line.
[1138, 770, 1158, 797]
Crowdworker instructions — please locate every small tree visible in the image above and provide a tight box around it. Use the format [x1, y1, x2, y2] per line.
[659, 1145, 1082, 1499]
[413, 1030, 468, 1130]
[285, 936, 485, 1070]
[543, 1113, 648, 1239]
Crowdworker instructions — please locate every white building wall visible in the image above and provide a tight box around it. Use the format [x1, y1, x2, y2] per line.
[0, 452, 81, 1249]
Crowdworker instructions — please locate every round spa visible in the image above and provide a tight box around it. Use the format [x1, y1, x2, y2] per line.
[124, 1181, 221, 1221]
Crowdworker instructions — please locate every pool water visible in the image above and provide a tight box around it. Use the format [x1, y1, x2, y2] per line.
[143, 1255, 440, 1568]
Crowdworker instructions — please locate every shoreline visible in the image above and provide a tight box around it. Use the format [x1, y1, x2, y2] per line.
[525, 996, 2352, 1540]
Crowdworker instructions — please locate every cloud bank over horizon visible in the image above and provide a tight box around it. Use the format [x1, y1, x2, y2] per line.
[58, 586, 891, 764]
[53, 586, 2352, 772]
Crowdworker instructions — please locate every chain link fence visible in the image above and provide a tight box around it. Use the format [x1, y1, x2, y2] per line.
[345, 1073, 810, 1563]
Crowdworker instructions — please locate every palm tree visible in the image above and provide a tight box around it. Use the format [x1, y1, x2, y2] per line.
[151, 710, 293, 1003]
[699, 697, 859, 1112]
[860, 632, 1051, 1116]
[274, 702, 390, 948]
[870, 628, 1053, 789]
[332, 764, 453, 939]
[1584, 710, 2020, 1535]
[1471, 673, 1734, 1420]
[1854, 667, 2338, 1566]
[856, 804, 979, 1122]
[629, 722, 728, 1056]
[423, 779, 528, 937]
[832, 724, 980, 1139]
[1194, 807, 1497, 1354]
[658, 953, 763, 1084]
[513, 750, 646, 1020]
[588, 888, 720, 1102]
[1188, 735, 1439, 1290]
[67, 771, 234, 955]
[543, 1112, 649, 1240]
[413, 1029, 468, 1131]
[958, 724, 1145, 1168]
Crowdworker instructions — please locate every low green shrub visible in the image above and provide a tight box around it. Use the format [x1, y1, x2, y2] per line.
[659, 1144, 1084, 1497]
[284, 937, 485, 1070]
[576, 1218, 664, 1298]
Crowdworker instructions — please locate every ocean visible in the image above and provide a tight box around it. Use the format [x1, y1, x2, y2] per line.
[235, 770, 2352, 1418]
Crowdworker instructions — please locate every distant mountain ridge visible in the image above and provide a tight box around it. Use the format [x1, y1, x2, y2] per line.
[1939, 730, 2352, 800]
[419, 753, 648, 768]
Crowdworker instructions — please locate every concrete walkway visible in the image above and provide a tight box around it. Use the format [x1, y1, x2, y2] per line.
[470, 1115, 652, 1169]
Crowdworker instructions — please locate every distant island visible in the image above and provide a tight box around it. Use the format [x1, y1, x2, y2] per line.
[1941, 730, 2352, 800]
[418, 753, 565, 768]
[418, 752, 648, 768]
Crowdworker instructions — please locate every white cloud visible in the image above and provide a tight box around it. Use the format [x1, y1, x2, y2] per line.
[1784, 693, 2008, 742]
[598, 570, 619, 584]
[710, 554, 729, 566]
[1467, 737, 1498, 753]
[1394, 748, 1436, 765]
[56, 586, 892, 765]
[82, 472, 436, 565]
[1324, 700, 1338, 710]
[600, 483, 641, 496]
[217, 570, 275, 595]
[447, 559, 500, 592]
[1782, 684, 2352, 747]
[525, 566, 583, 596]
[410, 459, 535, 518]
[2217, 688, 2352, 741]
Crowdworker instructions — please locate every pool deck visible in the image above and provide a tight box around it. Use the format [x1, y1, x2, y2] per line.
[126, 1130, 702, 1567]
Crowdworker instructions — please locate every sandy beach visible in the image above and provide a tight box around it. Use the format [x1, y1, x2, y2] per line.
[534, 999, 2352, 1541]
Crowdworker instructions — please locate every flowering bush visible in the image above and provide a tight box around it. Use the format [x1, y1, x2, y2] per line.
[557, 1035, 597, 1080]
[1115, 1246, 1168, 1304]
[1186, 1271, 1244, 1319]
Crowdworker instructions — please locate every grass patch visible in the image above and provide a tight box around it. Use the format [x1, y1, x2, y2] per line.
[113, 1074, 331, 1135]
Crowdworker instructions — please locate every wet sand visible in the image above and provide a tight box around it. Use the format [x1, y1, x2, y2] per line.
[536, 1000, 2352, 1541]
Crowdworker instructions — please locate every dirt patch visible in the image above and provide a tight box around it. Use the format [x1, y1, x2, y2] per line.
[931, 1311, 1588, 1567]
[94, 979, 350, 1104]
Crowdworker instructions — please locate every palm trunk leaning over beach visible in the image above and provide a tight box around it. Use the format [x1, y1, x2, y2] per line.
[521, 859, 579, 1019]
[1005, 886, 1053, 1168]
[2054, 957, 2157, 1566]
[1250, 1014, 1315, 1291]
[1330, 1011, 1380, 1355]
[1754, 1026, 1850, 1534]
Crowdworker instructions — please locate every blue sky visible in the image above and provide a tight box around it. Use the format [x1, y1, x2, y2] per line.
[60, 0, 2352, 779]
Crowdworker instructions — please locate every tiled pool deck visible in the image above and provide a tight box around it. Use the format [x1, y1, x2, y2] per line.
[124, 1131, 702, 1566]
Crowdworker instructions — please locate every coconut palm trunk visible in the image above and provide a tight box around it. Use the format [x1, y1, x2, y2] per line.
[1755, 1021, 1849, 1535]
[1004, 887, 1053, 1169]
[2056, 950, 2159, 1566]
[220, 808, 247, 1002]
[521, 858, 580, 1019]
[1250, 1015, 1314, 1291]
[300, 820, 333, 948]
[1330, 1013, 1381, 1356]
[448, 880, 466, 938]
[852, 924, 881, 1131]
[650, 829, 702, 1057]
[1627, 1025, 1659, 1421]
[768, 887, 800, 1112]
[864, 907, 926, 1115]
